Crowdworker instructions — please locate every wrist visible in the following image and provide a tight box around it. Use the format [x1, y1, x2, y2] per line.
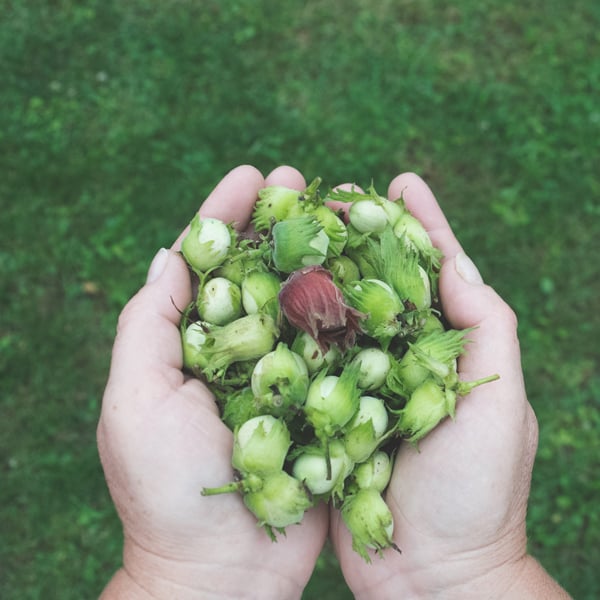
[440, 554, 571, 600]
[101, 539, 305, 600]
[499, 555, 572, 600]
[349, 525, 531, 600]
[99, 569, 155, 600]
[353, 553, 570, 600]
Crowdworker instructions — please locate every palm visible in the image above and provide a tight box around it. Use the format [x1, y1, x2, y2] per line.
[332, 375, 535, 594]
[100, 372, 327, 590]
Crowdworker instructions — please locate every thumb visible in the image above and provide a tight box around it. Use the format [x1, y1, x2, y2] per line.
[440, 252, 523, 392]
[107, 248, 194, 403]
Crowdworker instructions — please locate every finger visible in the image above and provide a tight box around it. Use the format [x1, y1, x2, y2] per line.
[326, 182, 366, 220]
[335, 183, 365, 192]
[264, 164, 306, 189]
[388, 173, 522, 391]
[199, 164, 264, 227]
[172, 165, 265, 250]
[387, 172, 463, 261]
[105, 249, 194, 407]
[439, 253, 523, 385]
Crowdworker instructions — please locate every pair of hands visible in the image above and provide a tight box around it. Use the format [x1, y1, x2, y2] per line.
[98, 165, 552, 599]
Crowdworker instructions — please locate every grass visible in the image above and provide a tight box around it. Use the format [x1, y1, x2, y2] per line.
[1, 1, 599, 597]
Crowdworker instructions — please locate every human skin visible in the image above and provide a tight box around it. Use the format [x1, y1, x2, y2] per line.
[97, 166, 327, 600]
[98, 165, 570, 599]
[329, 173, 571, 599]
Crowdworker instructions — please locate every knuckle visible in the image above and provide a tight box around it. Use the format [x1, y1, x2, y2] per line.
[115, 293, 144, 338]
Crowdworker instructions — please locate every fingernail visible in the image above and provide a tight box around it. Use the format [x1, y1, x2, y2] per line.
[146, 248, 169, 283]
[455, 252, 484, 285]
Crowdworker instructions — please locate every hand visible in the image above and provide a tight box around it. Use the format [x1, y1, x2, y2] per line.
[329, 173, 567, 598]
[97, 165, 328, 600]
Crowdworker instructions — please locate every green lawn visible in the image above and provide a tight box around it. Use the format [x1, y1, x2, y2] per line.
[1, 1, 599, 598]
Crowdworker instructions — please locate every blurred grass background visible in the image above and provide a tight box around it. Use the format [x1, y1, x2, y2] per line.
[1, 1, 599, 597]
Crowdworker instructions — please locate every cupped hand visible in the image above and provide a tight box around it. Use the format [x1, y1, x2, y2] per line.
[330, 173, 540, 599]
[97, 165, 328, 600]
